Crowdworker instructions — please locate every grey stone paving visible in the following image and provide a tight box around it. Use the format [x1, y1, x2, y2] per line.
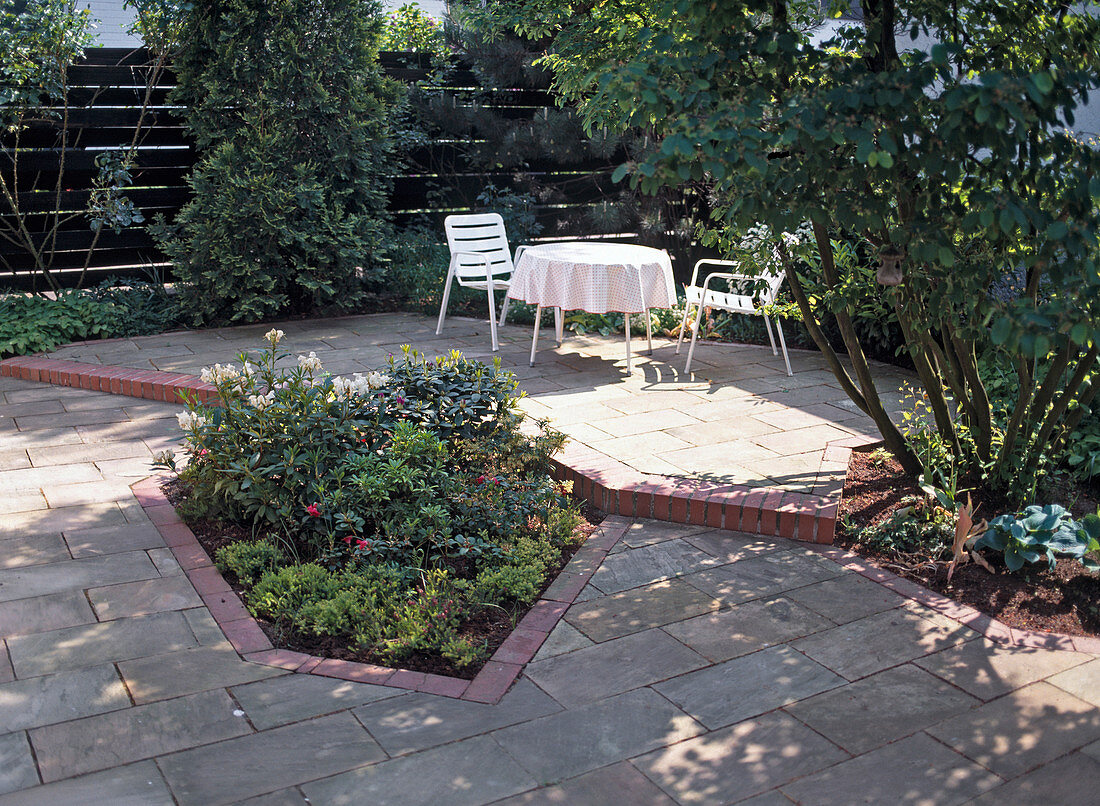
[1, 319, 1099, 804]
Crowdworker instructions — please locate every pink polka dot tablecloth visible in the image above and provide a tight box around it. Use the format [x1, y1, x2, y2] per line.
[506, 242, 676, 314]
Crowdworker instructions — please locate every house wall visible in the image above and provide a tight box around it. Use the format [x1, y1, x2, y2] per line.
[80, 0, 449, 48]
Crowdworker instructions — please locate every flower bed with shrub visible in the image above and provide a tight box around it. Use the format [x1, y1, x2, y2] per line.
[839, 447, 1100, 638]
[159, 331, 586, 676]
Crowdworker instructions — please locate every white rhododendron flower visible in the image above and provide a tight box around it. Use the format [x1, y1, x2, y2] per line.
[241, 361, 257, 377]
[297, 352, 324, 374]
[200, 363, 241, 385]
[247, 392, 275, 411]
[264, 328, 285, 346]
[366, 371, 390, 389]
[177, 411, 207, 430]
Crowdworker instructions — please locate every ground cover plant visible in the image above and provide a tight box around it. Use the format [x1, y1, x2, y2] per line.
[160, 331, 584, 675]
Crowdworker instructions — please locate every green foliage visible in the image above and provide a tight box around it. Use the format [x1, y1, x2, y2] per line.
[215, 537, 286, 584]
[976, 504, 1100, 572]
[158, 0, 399, 325]
[499, 0, 1100, 499]
[175, 334, 576, 667]
[0, 0, 91, 131]
[246, 561, 486, 667]
[381, 2, 444, 52]
[857, 495, 956, 558]
[0, 291, 115, 356]
[82, 278, 183, 337]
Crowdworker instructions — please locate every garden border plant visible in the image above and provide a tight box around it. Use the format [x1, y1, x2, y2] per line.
[155, 330, 592, 677]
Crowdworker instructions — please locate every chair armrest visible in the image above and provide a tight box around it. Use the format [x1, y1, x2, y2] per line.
[689, 259, 739, 288]
[513, 244, 530, 265]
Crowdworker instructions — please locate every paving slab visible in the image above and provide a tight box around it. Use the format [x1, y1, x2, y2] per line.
[354, 678, 559, 756]
[663, 595, 834, 662]
[784, 664, 980, 755]
[491, 761, 677, 806]
[232, 673, 400, 731]
[779, 731, 1001, 806]
[8, 610, 197, 677]
[915, 640, 1091, 701]
[87, 575, 203, 620]
[0, 533, 70, 570]
[30, 689, 251, 781]
[302, 734, 535, 806]
[62, 523, 166, 557]
[493, 688, 704, 783]
[654, 644, 845, 729]
[791, 602, 977, 681]
[0, 589, 96, 638]
[0, 664, 130, 733]
[784, 571, 906, 624]
[1046, 658, 1100, 708]
[157, 712, 385, 806]
[565, 579, 721, 643]
[589, 539, 722, 595]
[0, 760, 174, 806]
[619, 521, 711, 549]
[0, 502, 130, 537]
[530, 620, 593, 661]
[634, 710, 849, 806]
[0, 551, 159, 602]
[682, 550, 844, 605]
[682, 531, 783, 563]
[0, 732, 39, 796]
[523, 628, 708, 707]
[927, 681, 1100, 779]
[119, 645, 283, 704]
[965, 751, 1100, 806]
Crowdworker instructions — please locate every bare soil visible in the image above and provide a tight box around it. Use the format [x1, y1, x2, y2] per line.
[165, 480, 601, 679]
[837, 449, 1100, 637]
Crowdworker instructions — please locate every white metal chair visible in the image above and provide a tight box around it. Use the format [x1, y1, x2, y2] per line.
[436, 213, 527, 351]
[676, 259, 793, 376]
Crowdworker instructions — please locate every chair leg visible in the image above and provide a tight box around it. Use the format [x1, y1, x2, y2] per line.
[435, 264, 456, 335]
[486, 284, 499, 351]
[530, 305, 542, 366]
[675, 302, 694, 355]
[499, 293, 511, 327]
[685, 305, 705, 373]
[763, 314, 778, 356]
[775, 318, 793, 376]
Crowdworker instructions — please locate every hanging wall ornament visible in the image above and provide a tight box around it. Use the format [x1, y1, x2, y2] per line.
[877, 247, 905, 286]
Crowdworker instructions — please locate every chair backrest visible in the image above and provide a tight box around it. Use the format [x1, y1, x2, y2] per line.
[444, 213, 514, 283]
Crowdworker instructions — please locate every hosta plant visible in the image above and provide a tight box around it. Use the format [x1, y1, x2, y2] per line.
[974, 504, 1100, 572]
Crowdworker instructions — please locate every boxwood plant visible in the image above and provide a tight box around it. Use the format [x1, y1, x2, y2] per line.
[162, 330, 579, 669]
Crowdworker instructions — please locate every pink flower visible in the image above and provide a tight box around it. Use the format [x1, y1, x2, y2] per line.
[395, 396, 406, 406]
[476, 475, 485, 484]
[356, 538, 369, 550]
[342, 536, 353, 545]
[493, 477, 502, 486]
[306, 504, 321, 517]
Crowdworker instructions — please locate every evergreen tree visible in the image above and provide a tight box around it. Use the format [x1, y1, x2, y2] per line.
[159, 0, 398, 324]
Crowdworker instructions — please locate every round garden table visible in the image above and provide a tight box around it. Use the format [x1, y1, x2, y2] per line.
[505, 242, 676, 371]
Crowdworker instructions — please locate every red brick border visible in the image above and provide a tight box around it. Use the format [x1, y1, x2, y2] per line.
[130, 474, 632, 704]
[4, 354, 844, 544]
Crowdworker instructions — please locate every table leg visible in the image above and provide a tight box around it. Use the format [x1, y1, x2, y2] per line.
[530, 305, 542, 366]
[645, 308, 653, 354]
[554, 307, 563, 346]
[624, 313, 632, 373]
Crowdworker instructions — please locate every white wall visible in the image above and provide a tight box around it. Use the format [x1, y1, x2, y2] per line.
[81, 0, 450, 48]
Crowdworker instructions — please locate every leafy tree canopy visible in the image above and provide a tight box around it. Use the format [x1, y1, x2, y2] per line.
[482, 0, 1100, 498]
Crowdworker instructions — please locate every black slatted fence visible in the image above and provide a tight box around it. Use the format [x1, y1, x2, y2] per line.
[1, 48, 640, 290]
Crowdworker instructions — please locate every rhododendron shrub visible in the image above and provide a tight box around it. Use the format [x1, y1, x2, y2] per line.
[165, 332, 579, 668]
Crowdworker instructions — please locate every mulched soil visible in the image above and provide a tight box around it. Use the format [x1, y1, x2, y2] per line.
[837, 448, 1100, 637]
[165, 479, 602, 679]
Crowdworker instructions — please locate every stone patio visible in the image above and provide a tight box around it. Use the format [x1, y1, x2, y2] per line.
[1, 314, 1099, 804]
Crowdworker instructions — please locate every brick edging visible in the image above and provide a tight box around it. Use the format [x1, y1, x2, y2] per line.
[3, 354, 843, 544]
[132, 475, 632, 703]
